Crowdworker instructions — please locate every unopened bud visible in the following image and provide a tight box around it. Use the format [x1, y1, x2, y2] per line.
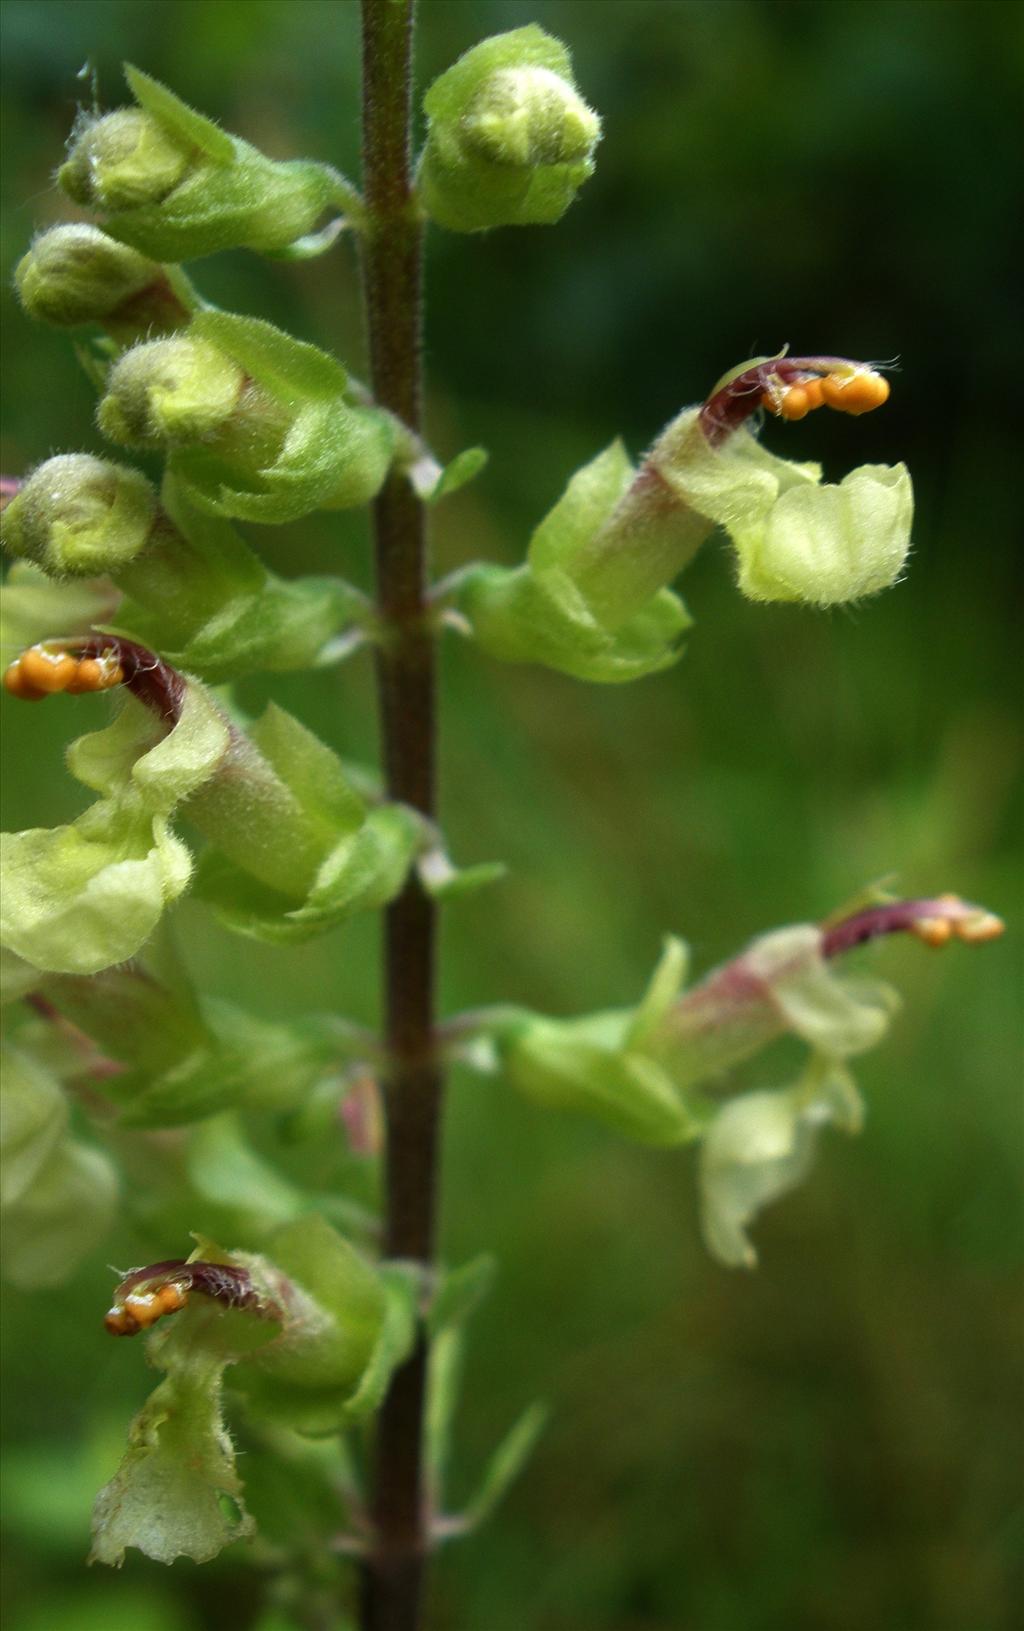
[59, 66, 351, 262]
[97, 334, 252, 450]
[420, 26, 600, 232]
[1, 454, 157, 577]
[60, 106, 193, 212]
[15, 224, 188, 339]
[119, 312, 394, 523]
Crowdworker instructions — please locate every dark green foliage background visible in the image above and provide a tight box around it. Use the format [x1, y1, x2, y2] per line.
[1, 3, 1020, 1628]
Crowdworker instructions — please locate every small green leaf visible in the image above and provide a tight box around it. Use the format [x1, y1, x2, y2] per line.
[426, 446, 489, 504]
[428, 1253, 497, 1337]
[418, 853, 508, 902]
[461, 1403, 549, 1532]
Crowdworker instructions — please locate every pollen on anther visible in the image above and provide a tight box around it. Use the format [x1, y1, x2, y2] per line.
[3, 645, 125, 702]
[820, 370, 890, 415]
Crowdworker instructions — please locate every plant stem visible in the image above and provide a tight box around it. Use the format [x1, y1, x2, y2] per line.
[359, 3, 439, 1629]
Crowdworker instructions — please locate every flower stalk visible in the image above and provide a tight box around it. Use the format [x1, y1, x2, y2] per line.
[359, 2, 440, 1627]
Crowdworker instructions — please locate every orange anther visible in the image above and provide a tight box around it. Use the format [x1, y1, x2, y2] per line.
[65, 655, 123, 694]
[821, 370, 890, 415]
[104, 1307, 138, 1336]
[3, 661, 48, 702]
[18, 645, 78, 693]
[955, 909, 1004, 944]
[154, 1282, 188, 1316]
[912, 917, 953, 948]
[123, 1292, 163, 1330]
[801, 378, 825, 410]
[762, 379, 827, 421]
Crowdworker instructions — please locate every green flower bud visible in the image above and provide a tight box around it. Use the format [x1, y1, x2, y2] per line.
[0, 453, 157, 577]
[420, 26, 600, 232]
[98, 313, 394, 522]
[97, 333, 250, 449]
[14, 224, 190, 339]
[60, 66, 353, 262]
[60, 106, 193, 211]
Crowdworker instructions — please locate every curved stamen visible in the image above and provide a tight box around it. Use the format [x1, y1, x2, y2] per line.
[699, 355, 892, 446]
[822, 895, 1004, 959]
[3, 635, 183, 721]
[104, 1257, 282, 1336]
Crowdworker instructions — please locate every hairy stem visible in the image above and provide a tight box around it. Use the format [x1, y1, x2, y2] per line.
[359, 3, 439, 1628]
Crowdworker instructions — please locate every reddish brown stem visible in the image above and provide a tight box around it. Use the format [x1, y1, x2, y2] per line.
[358, 3, 440, 1629]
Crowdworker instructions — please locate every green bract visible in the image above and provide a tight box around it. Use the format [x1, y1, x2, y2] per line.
[60, 66, 350, 262]
[420, 26, 600, 232]
[457, 442, 691, 682]
[98, 313, 395, 523]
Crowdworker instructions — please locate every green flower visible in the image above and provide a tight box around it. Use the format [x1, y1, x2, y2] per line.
[457, 355, 912, 683]
[0, 678, 226, 975]
[1, 653, 420, 972]
[90, 1221, 416, 1565]
[487, 893, 1001, 1268]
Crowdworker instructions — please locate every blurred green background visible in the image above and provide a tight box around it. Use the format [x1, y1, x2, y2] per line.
[1, 2, 1021, 1628]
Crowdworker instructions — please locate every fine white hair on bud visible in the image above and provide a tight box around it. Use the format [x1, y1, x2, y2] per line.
[0, 453, 157, 577]
[97, 334, 247, 450]
[14, 224, 184, 336]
